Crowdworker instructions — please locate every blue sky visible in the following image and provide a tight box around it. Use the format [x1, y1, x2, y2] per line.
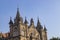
[0, 0, 60, 39]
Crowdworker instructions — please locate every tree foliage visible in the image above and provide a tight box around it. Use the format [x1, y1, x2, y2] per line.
[50, 37, 60, 40]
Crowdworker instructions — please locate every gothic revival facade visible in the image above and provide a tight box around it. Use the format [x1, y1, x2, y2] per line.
[0, 8, 47, 40]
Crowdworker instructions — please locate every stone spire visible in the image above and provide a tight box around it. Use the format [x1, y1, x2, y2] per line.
[44, 25, 47, 31]
[9, 17, 13, 25]
[37, 18, 41, 26]
[30, 18, 34, 25]
[24, 17, 28, 24]
[14, 8, 23, 24]
[16, 7, 20, 21]
[37, 18, 43, 29]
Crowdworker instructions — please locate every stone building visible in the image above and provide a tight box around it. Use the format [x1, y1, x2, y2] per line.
[0, 8, 47, 40]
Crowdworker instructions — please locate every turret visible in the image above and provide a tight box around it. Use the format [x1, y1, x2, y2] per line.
[24, 17, 28, 38]
[36, 18, 43, 29]
[9, 17, 13, 37]
[44, 25, 47, 40]
[36, 18, 43, 40]
[44, 25, 47, 32]
[9, 17, 13, 25]
[24, 17, 28, 24]
[30, 18, 34, 25]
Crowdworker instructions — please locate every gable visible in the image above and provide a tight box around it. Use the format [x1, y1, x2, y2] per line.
[28, 25, 40, 38]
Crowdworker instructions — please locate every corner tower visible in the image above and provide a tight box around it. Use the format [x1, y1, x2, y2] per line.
[36, 18, 43, 40]
[9, 8, 24, 40]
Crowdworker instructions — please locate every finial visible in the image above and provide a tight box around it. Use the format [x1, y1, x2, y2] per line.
[24, 17, 28, 24]
[30, 18, 34, 25]
[16, 0, 19, 13]
[37, 17, 40, 22]
[37, 17, 43, 29]
[17, 7, 19, 13]
[44, 25, 47, 31]
[17, 4, 19, 11]
[37, 17, 40, 26]
[9, 17, 13, 24]
[17, 0, 19, 12]
[17, 1, 19, 14]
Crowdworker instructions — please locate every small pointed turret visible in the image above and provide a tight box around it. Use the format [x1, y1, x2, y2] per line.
[44, 25, 47, 31]
[30, 18, 34, 25]
[9, 17, 13, 25]
[24, 17, 28, 24]
[37, 18, 43, 29]
[37, 18, 41, 26]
